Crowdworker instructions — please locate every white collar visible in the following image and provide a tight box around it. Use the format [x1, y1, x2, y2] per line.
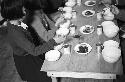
[18, 22, 28, 30]
[10, 20, 28, 30]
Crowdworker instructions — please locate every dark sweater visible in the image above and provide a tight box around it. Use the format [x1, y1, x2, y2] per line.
[5, 22, 57, 56]
[0, 22, 57, 82]
[118, 0, 125, 6]
[112, 0, 125, 6]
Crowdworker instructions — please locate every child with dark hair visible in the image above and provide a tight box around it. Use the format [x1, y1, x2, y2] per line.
[1, 0, 25, 20]
[0, 0, 66, 82]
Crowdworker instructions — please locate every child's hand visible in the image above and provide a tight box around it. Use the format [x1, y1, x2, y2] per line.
[122, 34, 125, 38]
[53, 35, 66, 44]
[100, 0, 112, 4]
[110, 5, 119, 15]
[55, 15, 65, 27]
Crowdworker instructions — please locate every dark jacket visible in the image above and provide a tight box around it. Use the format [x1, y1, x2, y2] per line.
[48, 0, 64, 9]
[0, 22, 57, 82]
[118, 0, 125, 6]
[112, 0, 125, 6]
[43, 0, 65, 14]
[6, 23, 57, 56]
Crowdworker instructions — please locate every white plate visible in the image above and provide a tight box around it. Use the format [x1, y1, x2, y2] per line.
[82, 10, 95, 17]
[79, 25, 94, 34]
[74, 43, 92, 55]
[84, 0, 96, 6]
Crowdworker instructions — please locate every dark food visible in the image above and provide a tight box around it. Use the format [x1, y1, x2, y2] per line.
[85, 11, 93, 16]
[83, 26, 91, 33]
[88, 1, 96, 5]
[64, 44, 69, 48]
[73, 35, 81, 38]
[77, 45, 88, 53]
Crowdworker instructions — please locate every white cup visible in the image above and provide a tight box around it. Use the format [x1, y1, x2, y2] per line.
[63, 13, 73, 19]
[63, 45, 71, 54]
[63, 7, 73, 13]
[65, 1, 76, 7]
[70, 26, 76, 35]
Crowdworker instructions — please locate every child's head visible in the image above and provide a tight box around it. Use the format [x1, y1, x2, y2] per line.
[1, 0, 25, 20]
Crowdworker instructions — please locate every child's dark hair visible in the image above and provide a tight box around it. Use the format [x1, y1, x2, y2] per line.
[1, 0, 25, 20]
[24, 0, 43, 11]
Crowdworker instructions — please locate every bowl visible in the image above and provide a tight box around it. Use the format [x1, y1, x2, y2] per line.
[103, 40, 119, 48]
[45, 50, 61, 61]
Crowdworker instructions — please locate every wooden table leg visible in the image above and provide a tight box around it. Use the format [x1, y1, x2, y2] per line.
[51, 77, 57, 82]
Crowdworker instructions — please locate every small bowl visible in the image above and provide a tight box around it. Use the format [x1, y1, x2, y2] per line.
[45, 50, 61, 61]
[103, 40, 119, 48]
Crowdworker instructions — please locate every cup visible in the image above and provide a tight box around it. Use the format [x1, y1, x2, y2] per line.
[97, 25, 103, 35]
[65, 1, 76, 7]
[63, 13, 73, 19]
[63, 44, 71, 54]
[70, 25, 76, 35]
[63, 7, 73, 13]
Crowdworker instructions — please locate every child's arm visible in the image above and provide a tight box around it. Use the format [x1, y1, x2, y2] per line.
[110, 5, 125, 22]
[101, 0, 125, 6]
[115, 9, 125, 22]
[112, 0, 125, 6]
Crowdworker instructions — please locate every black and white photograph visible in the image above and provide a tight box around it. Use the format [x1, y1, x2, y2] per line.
[0, 0, 125, 82]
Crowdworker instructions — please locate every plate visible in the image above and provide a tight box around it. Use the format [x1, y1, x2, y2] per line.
[74, 43, 92, 55]
[82, 10, 95, 17]
[79, 25, 94, 34]
[84, 0, 96, 6]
